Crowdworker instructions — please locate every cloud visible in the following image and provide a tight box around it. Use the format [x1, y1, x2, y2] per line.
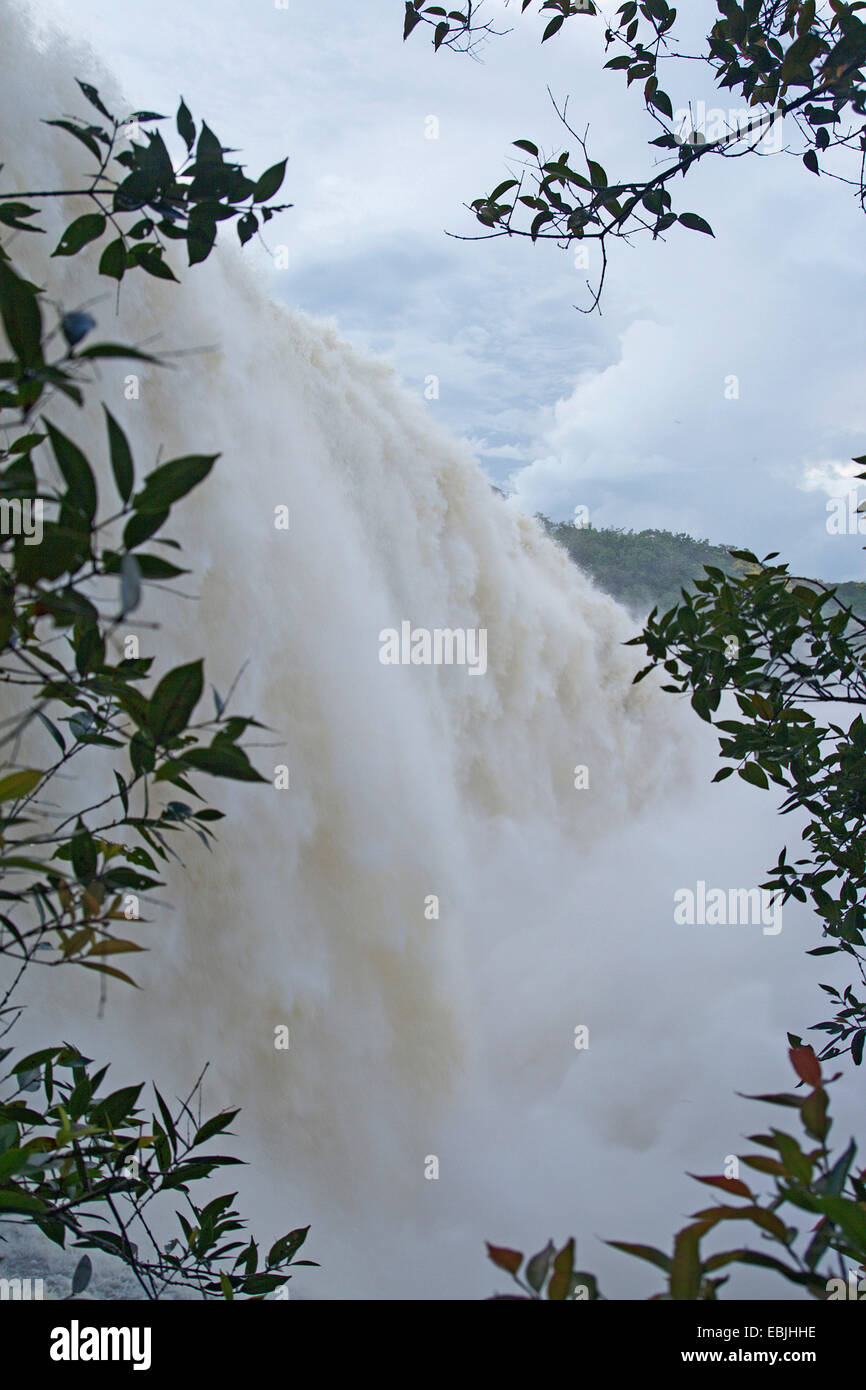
[22, 0, 866, 578]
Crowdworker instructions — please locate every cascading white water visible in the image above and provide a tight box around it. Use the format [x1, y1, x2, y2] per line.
[2, 0, 833, 1300]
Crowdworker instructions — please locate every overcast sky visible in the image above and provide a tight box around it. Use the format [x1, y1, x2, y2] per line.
[23, 0, 866, 580]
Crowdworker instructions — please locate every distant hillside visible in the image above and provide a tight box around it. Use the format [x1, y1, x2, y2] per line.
[540, 519, 866, 620]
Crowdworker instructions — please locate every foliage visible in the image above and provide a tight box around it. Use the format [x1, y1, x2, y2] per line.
[0, 1048, 314, 1299]
[545, 520, 743, 613]
[404, 1, 866, 308]
[0, 82, 311, 1298]
[628, 544, 866, 1066]
[488, 1048, 866, 1299]
[487, 1236, 601, 1299]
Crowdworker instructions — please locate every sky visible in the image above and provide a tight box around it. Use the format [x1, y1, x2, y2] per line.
[21, 0, 866, 580]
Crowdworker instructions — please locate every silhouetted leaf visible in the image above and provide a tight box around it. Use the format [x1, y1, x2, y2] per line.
[678, 212, 715, 236]
[253, 159, 287, 203]
[177, 98, 196, 150]
[71, 1255, 92, 1294]
[52, 214, 106, 258]
[0, 259, 43, 368]
[99, 237, 126, 281]
[76, 81, 112, 120]
[103, 406, 134, 503]
[148, 660, 204, 741]
[46, 423, 97, 522]
[133, 454, 218, 514]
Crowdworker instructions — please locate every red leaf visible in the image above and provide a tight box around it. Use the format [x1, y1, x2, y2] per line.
[689, 1173, 753, 1199]
[486, 1243, 523, 1275]
[789, 1046, 822, 1088]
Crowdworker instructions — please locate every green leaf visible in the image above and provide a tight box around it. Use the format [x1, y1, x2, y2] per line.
[136, 247, 178, 282]
[0, 259, 43, 368]
[91, 1083, 144, 1128]
[0, 202, 42, 233]
[133, 454, 218, 514]
[801, 1087, 830, 1142]
[35, 710, 66, 755]
[194, 1109, 240, 1147]
[51, 213, 106, 258]
[11, 1048, 62, 1073]
[46, 422, 97, 522]
[76, 81, 113, 120]
[547, 1237, 575, 1300]
[741, 1092, 801, 1108]
[78, 344, 157, 363]
[525, 1240, 555, 1293]
[607, 1240, 671, 1273]
[72, 1255, 92, 1295]
[187, 203, 217, 266]
[196, 122, 224, 167]
[171, 743, 266, 783]
[678, 212, 715, 237]
[70, 823, 97, 881]
[237, 212, 258, 246]
[813, 1195, 866, 1248]
[0, 768, 42, 801]
[43, 119, 102, 161]
[670, 1223, 703, 1300]
[543, 14, 565, 40]
[513, 139, 540, 156]
[99, 237, 126, 281]
[103, 406, 134, 503]
[123, 508, 169, 551]
[8, 432, 45, 454]
[0, 1190, 46, 1212]
[738, 761, 769, 790]
[649, 89, 674, 118]
[177, 98, 196, 150]
[148, 659, 204, 742]
[702, 1248, 813, 1287]
[253, 159, 288, 203]
[267, 1226, 309, 1267]
[403, 4, 423, 40]
[103, 551, 187, 580]
[120, 553, 141, 616]
[75, 621, 105, 675]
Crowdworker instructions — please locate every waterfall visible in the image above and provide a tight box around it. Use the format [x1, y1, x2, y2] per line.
[1, 0, 821, 1300]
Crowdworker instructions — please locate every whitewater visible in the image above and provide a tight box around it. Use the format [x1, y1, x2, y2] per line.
[0, 0, 838, 1300]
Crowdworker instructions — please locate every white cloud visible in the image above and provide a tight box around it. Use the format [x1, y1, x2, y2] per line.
[20, 0, 866, 578]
